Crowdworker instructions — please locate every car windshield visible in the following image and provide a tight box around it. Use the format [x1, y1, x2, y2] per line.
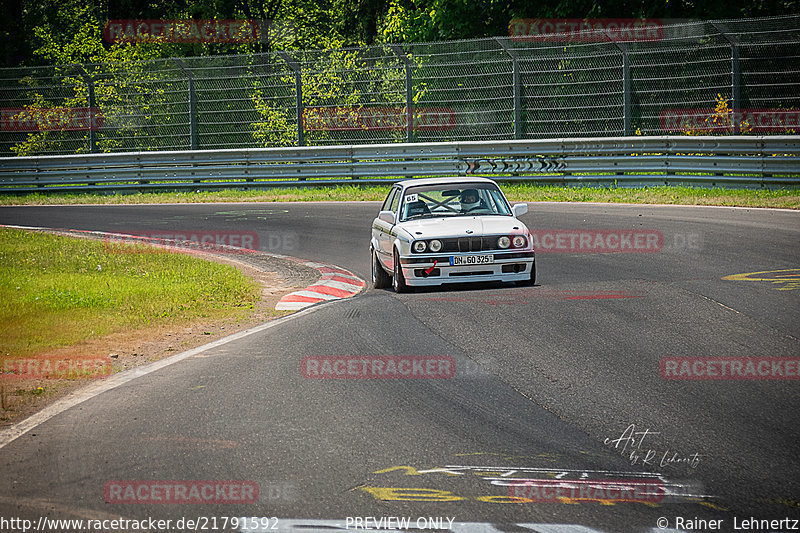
[399, 183, 512, 221]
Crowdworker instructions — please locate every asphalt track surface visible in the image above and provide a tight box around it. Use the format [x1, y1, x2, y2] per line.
[0, 202, 798, 533]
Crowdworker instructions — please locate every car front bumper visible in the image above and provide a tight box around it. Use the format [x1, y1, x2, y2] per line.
[399, 251, 534, 286]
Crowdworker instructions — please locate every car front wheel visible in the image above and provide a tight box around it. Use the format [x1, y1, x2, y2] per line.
[392, 249, 408, 293]
[372, 247, 391, 289]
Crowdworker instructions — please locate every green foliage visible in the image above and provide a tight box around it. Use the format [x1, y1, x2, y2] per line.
[10, 17, 174, 156]
[5, 0, 800, 71]
[252, 45, 408, 146]
[252, 95, 297, 147]
[381, 0, 522, 42]
[379, 0, 800, 43]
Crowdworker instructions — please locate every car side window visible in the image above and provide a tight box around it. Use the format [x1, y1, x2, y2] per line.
[389, 188, 401, 213]
[486, 191, 501, 212]
[381, 189, 397, 211]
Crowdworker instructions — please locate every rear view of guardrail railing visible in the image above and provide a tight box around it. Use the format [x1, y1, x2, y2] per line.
[0, 14, 798, 157]
[1, 136, 797, 193]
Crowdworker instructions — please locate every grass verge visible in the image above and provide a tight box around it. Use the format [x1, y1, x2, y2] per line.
[502, 184, 800, 209]
[0, 227, 263, 421]
[0, 228, 260, 358]
[1, 184, 798, 209]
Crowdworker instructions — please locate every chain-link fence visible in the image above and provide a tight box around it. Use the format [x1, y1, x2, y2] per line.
[1, 14, 798, 156]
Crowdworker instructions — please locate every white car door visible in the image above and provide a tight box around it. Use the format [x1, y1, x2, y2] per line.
[374, 187, 400, 270]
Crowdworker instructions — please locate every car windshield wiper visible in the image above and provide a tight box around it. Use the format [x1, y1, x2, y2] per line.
[404, 212, 456, 221]
[404, 214, 436, 221]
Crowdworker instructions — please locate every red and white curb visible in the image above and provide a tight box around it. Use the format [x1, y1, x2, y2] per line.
[1, 225, 365, 312]
[273, 256, 366, 311]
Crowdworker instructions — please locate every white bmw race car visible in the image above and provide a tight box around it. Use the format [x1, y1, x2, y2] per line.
[370, 177, 536, 292]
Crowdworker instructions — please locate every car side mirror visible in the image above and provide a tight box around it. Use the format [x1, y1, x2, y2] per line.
[378, 211, 396, 225]
[512, 203, 528, 217]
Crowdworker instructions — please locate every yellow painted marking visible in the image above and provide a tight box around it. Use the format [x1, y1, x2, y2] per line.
[475, 495, 531, 503]
[360, 487, 465, 502]
[722, 269, 800, 291]
[373, 466, 422, 475]
[697, 500, 729, 511]
[374, 465, 471, 476]
[560, 497, 632, 506]
[755, 498, 799, 509]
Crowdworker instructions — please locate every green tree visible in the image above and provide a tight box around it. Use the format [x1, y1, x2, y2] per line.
[11, 18, 179, 155]
[379, 0, 800, 43]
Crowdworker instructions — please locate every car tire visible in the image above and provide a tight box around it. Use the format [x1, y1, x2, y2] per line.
[372, 247, 391, 289]
[519, 261, 536, 286]
[392, 249, 408, 293]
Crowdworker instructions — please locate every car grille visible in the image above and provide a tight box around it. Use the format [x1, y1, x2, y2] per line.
[440, 236, 498, 253]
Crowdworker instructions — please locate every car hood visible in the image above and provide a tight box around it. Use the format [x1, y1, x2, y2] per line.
[398, 215, 526, 238]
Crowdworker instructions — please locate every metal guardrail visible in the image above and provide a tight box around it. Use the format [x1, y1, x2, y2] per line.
[0, 136, 798, 193]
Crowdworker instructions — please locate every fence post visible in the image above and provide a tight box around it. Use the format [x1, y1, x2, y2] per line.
[495, 38, 522, 140]
[173, 59, 198, 150]
[73, 65, 97, 153]
[613, 42, 631, 136]
[389, 44, 413, 143]
[277, 51, 304, 146]
[711, 22, 741, 133]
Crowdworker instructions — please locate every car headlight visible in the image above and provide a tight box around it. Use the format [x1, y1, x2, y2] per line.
[413, 241, 427, 253]
[497, 236, 511, 249]
[429, 239, 442, 252]
[512, 235, 526, 248]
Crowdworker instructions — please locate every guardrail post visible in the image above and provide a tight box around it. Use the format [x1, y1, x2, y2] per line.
[613, 42, 631, 136]
[712, 22, 741, 133]
[389, 44, 414, 143]
[73, 66, 98, 154]
[277, 51, 304, 147]
[495, 38, 522, 140]
[173, 59, 198, 150]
